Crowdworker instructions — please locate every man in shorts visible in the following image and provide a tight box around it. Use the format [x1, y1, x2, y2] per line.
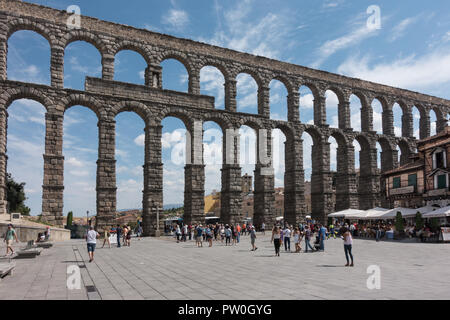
[86, 226, 99, 263]
[4, 224, 19, 256]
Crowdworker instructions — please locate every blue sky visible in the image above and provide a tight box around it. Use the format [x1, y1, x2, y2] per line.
[6, 0, 450, 216]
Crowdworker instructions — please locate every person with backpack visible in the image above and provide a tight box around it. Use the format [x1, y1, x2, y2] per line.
[225, 225, 232, 246]
[195, 225, 203, 247]
[206, 225, 213, 247]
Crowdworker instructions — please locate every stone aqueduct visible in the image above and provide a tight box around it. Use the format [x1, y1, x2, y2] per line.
[0, 0, 449, 234]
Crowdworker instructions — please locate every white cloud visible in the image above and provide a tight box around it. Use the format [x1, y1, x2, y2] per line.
[312, 24, 379, 68]
[134, 134, 145, 147]
[337, 49, 450, 93]
[66, 157, 84, 167]
[162, 9, 189, 31]
[389, 17, 416, 42]
[199, 0, 296, 60]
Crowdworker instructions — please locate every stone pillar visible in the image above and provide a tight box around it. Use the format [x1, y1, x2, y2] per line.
[221, 128, 242, 224]
[41, 113, 64, 226]
[338, 100, 351, 130]
[380, 148, 397, 173]
[142, 125, 163, 236]
[436, 111, 447, 133]
[382, 108, 394, 136]
[50, 46, 64, 88]
[420, 112, 430, 139]
[0, 13, 7, 81]
[258, 85, 270, 118]
[101, 53, 115, 81]
[0, 106, 8, 214]
[284, 136, 306, 225]
[188, 68, 200, 95]
[145, 64, 162, 89]
[184, 121, 205, 225]
[287, 91, 299, 122]
[361, 104, 373, 132]
[95, 119, 117, 232]
[335, 145, 358, 211]
[402, 109, 413, 138]
[310, 141, 333, 224]
[225, 79, 237, 112]
[314, 92, 326, 126]
[253, 129, 275, 229]
[358, 147, 380, 209]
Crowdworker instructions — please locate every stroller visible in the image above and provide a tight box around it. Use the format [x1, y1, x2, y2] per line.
[313, 235, 321, 251]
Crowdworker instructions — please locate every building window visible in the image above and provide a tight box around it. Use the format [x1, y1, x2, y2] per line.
[433, 149, 446, 169]
[408, 174, 417, 187]
[393, 177, 401, 189]
[437, 174, 447, 189]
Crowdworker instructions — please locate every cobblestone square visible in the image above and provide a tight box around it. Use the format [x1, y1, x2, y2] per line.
[0, 234, 448, 300]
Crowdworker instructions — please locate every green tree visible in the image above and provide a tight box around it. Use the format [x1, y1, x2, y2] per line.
[395, 211, 404, 233]
[67, 211, 73, 227]
[430, 218, 440, 233]
[6, 173, 31, 216]
[415, 212, 424, 230]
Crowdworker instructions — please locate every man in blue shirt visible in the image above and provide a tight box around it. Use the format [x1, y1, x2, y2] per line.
[318, 224, 327, 251]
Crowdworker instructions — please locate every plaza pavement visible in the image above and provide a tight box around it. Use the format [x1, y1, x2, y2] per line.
[0, 233, 449, 300]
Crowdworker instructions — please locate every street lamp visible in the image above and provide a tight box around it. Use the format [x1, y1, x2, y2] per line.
[86, 210, 89, 226]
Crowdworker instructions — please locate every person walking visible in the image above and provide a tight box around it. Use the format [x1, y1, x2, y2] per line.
[136, 225, 143, 240]
[250, 226, 258, 251]
[206, 225, 213, 247]
[341, 227, 354, 267]
[86, 226, 99, 263]
[271, 226, 281, 256]
[126, 227, 132, 247]
[225, 225, 232, 246]
[304, 226, 314, 252]
[283, 225, 291, 252]
[102, 228, 111, 248]
[4, 224, 19, 256]
[294, 228, 301, 253]
[122, 225, 128, 246]
[195, 225, 203, 247]
[115, 224, 122, 248]
[328, 222, 336, 239]
[261, 222, 265, 235]
[236, 224, 241, 243]
[318, 224, 327, 251]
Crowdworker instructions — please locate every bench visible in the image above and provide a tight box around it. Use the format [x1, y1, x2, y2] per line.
[0, 262, 16, 281]
[16, 242, 42, 259]
[36, 242, 53, 249]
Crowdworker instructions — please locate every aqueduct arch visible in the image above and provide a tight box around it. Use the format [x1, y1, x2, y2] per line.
[0, 0, 449, 233]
